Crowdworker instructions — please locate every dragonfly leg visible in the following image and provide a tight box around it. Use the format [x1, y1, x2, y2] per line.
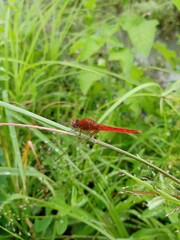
[89, 130, 98, 137]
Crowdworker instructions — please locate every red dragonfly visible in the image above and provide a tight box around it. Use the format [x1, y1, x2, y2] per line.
[71, 118, 141, 135]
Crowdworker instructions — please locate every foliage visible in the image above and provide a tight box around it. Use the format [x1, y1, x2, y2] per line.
[0, 0, 180, 239]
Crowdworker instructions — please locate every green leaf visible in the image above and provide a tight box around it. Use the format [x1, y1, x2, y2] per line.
[78, 70, 102, 95]
[55, 216, 68, 235]
[171, 0, 180, 10]
[109, 48, 134, 77]
[34, 217, 53, 234]
[121, 15, 158, 57]
[83, 0, 96, 9]
[154, 42, 177, 67]
[147, 197, 165, 210]
[70, 24, 119, 61]
[70, 35, 103, 61]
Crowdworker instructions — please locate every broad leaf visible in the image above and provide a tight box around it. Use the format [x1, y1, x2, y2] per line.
[78, 70, 102, 95]
[121, 15, 158, 57]
[171, 0, 180, 10]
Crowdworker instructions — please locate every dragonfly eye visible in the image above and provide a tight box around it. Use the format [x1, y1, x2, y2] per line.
[71, 119, 80, 129]
[71, 119, 77, 129]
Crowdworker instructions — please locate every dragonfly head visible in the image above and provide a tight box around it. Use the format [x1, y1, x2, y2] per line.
[71, 119, 79, 129]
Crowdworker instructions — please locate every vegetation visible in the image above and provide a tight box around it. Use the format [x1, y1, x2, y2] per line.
[0, 0, 180, 239]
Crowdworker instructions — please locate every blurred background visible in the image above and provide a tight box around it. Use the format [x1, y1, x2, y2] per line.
[0, 0, 179, 239]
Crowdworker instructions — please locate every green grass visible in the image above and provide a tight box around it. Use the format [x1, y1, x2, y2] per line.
[0, 0, 180, 239]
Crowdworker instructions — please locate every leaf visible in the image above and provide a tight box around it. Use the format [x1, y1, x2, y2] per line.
[55, 216, 68, 235]
[78, 70, 102, 95]
[121, 15, 158, 57]
[147, 196, 165, 210]
[34, 217, 53, 234]
[154, 42, 177, 67]
[70, 24, 120, 61]
[70, 35, 103, 61]
[109, 48, 134, 77]
[171, 0, 180, 10]
[83, 0, 96, 9]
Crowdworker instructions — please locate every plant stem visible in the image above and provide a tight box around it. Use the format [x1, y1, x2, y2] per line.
[1, 122, 179, 185]
[89, 137, 180, 185]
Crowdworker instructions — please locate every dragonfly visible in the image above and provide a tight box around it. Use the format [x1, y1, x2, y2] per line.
[71, 118, 141, 135]
[54, 118, 141, 165]
[0, 119, 141, 173]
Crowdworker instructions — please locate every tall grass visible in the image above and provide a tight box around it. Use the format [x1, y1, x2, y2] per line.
[0, 0, 180, 239]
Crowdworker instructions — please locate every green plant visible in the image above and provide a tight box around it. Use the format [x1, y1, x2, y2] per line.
[0, 0, 179, 239]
